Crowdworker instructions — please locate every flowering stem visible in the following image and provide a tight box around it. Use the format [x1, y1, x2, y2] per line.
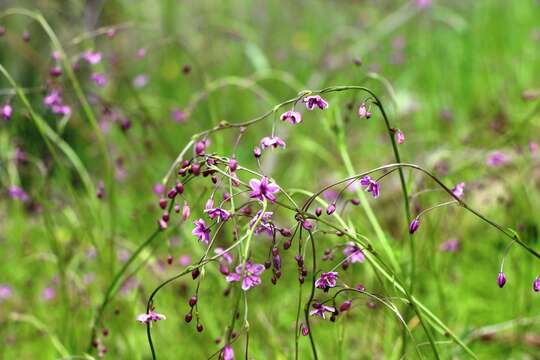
[304, 229, 319, 360]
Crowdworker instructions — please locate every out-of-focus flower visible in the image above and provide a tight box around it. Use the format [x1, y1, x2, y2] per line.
[343, 242, 365, 263]
[439, 238, 460, 252]
[83, 50, 102, 65]
[133, 74, 148, 88]
[223, 345, 234, 360]
[0, 284, 13, 302]
[486, 151, 508, 167]
[171, 107, 187, 123]
[9, 185, 29, 202]
[91, 73, 107, 87]
[2, 104, 13, 120]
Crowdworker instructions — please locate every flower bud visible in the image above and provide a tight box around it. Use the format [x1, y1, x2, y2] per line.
[159, 198, 168, 209]
[497, 272, 506, 288]
[533, 278, 540, 292]
[280, 228, 292, 237]
[339, 300, 352, 312]
[175, 182, 184, 194]
[167, 255, 173, 265]
[315, 207, 322, 217]
[253, 146, 261, 158]
[192, 268, 200, 280]
[326, 203, 336, 215]
[229, 159, 238, 172]
[189, 296, 198, 307]
[409, 218, 420, 234]
[184, 313, 192, 323]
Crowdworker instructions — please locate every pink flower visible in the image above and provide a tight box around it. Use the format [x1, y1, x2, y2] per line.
[83, 50, 102, 65]
[1, 104, 12, 121]
[9, 185, 29, 202]
[137, 310, 166, 324]
[260, 136, 286, 149]
[226, 261, 265, 291]
[223, 345, 234, 360]
[249, 177, 279, 203]
[395, 130, 405, 144]
[358, 102, 372, 119]
[280, 110, 302, 125]
[182, 202, 191, 220]
[303, 95, 329, 110]
[451, 182, 465, 198]
[439, 238, 460, 253]
[171, 107, 187, 123]
[136, 48, 147, 58]
[133, 74, 148, 88]
[486, 151, 508, 167]
[192, 219, 211, 244]
[343, 242, 365, 263]
[248, 210, 273, 236]
[91, 73, 107, 87]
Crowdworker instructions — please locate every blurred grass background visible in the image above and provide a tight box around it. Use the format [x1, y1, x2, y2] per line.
[1, 0, 540, 359]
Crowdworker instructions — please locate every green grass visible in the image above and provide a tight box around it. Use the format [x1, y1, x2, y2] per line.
[1, 0, 540, 359]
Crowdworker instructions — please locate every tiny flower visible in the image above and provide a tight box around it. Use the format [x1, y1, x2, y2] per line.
[83, 50, 102, 64]
[91, 73, 107, 87]
[302, 219, 313, 230]
[153, 183, 165, 195]
[315, 271, 339, 292]
[214, 247, 233, 264]
[409, 218, 420, 234]
[300, 323, 310, 336]
[223, 345, 234, 360]
[249, 176, 279, 203]
[0, 284, 13, 302]
[326, 203, 336, 215]
[192, 219, 211, 244]
[136, 48, 146, 58]
[498, 272, 506, 288]
[204, 206, 230, 221]
[1, 104, 12, 121]
[339, 300, 352, 312]
[182, 202, 191, 220]
[136, 310, 166, 324]
[8, 185, 29, 202]
[229, 159, 238, 171]
[280, 110, 302, 125]
[171, 108, 187, 123]
[486, 151, 508, 167]
[133, 74, 148, 88]
[249, 210, 274, 236]
[303, 95, 329, 110]
[253, 146, 262, 158]
[451, 182, 465, 198]
[195, 141, 206, 155]
[343, 242, 365, 263]
[439, 238, 460, 252]
[226, 261, 265, 291]
[260, 136, 286, 149]
[309, 303, 335, 319]
[359, 176, 380, 198]
[357, 102, 372, 119]
[395, 130, 405, 144]
[533, 278, 540, 292]
[529, 141, 538, 155]
[42, 287, 56, 301]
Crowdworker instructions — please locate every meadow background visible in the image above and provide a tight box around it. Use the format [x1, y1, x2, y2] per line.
[1, 0, 540, 359]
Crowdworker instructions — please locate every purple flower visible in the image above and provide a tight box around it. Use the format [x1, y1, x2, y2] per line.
[339, 300, 352, 312]
[153, 183, 165, 196]
[533, 278, 540, 292]
[249, 176, 279, 203]
[133, 74, 148, 88]
[395, 130, 405, 144]
[226, 261, 265, 291]
[9, 185, 29, 202]
[223, 345, 234, 360]
[315, 271, 339, 291]
[249, 210, 274, 236]
[280, 110, 302, 125]
[415, 0, 432, 9]
[171, 107, 187, 123]
[91, 73, 107, 87]
[1, 104, 12, 121]
[409, 218, 420, 234]
[529, 141, 538, 155]
[451, 182, 465, 198]
[192, 219, 211, 244]
[343, 242, 365, 263]
[42, 287, 56, 301]
[137, 310, 166, 324]
[498, 272, 506, 288]
[204, 207, 230, 221]
[0, 284, 13, 302]
[358, 102, 372, 119]
[136, 48, 147, 58]
[303, 95, 329, 110]
[486, 151, 508, 167]
[182, 202, 191, 220]
[309, 303, 335, 319]
[215, 247, 233, 264]
[83, 50, 102, 64]
[260, 136, 286, 149]
[326, 203, 336, 215]
[439, 238, 460, 252]
[359, 176, 380, 198]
